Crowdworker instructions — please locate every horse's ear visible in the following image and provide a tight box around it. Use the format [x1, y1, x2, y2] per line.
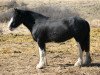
[14, 8, 19, 12]
[14, 8, 17, 10]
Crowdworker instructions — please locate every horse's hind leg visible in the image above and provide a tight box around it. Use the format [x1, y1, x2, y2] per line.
[74, 34, 91, 67]
[75, 34, 91, 67]
[85, 51, 91, 66]
[83, 35, 92, 65]
[74, 42, 83, 67]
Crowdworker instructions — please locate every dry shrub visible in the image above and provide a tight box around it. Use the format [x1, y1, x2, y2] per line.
[0, 0, 27, 22]
[32, 5, 79, 19]
[0, 0, 100, 27]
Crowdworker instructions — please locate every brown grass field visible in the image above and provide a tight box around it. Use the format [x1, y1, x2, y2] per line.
[0, 0, 100, 75]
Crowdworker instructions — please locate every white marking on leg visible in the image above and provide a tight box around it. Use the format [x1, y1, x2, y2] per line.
[8, 17, 13, 28]
[74, 42, 83, 67]
[36, 47, 46, 69]
[84, 52, 91, 65]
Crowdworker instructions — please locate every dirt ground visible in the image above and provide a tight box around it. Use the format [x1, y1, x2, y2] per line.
[0, 27, 100, 75]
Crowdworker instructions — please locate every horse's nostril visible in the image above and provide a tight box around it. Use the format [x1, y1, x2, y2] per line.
[9, 27, 14, 31]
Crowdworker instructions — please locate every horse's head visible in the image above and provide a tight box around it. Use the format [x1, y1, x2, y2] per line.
[8, 8, 23, 31]
[8, 8, 48, 31]
[8, 8, 36, 31]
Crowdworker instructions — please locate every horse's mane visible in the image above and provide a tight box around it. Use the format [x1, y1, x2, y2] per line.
[22, 9, 49, 19]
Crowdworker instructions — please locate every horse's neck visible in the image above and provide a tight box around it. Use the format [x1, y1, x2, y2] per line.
[24, 18, 48, 33]
[23, 12, 49, 32]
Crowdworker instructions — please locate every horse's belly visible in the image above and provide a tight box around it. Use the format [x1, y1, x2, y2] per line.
[48, 32, 73, 42]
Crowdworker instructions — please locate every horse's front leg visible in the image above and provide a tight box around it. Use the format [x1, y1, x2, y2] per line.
[36, 41, 47, 69]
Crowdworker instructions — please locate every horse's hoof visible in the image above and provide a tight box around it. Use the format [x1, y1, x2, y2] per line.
[74, 61, 82, 67]
[36, 63, 45, 69]
[74, 64, 81, 67]
[84, 57, 92, 66]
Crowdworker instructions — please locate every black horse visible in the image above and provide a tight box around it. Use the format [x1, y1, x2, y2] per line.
[8, 8, 91, 69]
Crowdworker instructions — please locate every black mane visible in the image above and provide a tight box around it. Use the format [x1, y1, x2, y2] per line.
[31, 11, 49, 19]
[18, 9, 49, 19]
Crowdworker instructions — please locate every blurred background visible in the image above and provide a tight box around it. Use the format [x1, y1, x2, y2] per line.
[0, 0, 100, 24]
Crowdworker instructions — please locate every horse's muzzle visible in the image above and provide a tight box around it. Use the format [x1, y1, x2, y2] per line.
[9, 27, 15, 31]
